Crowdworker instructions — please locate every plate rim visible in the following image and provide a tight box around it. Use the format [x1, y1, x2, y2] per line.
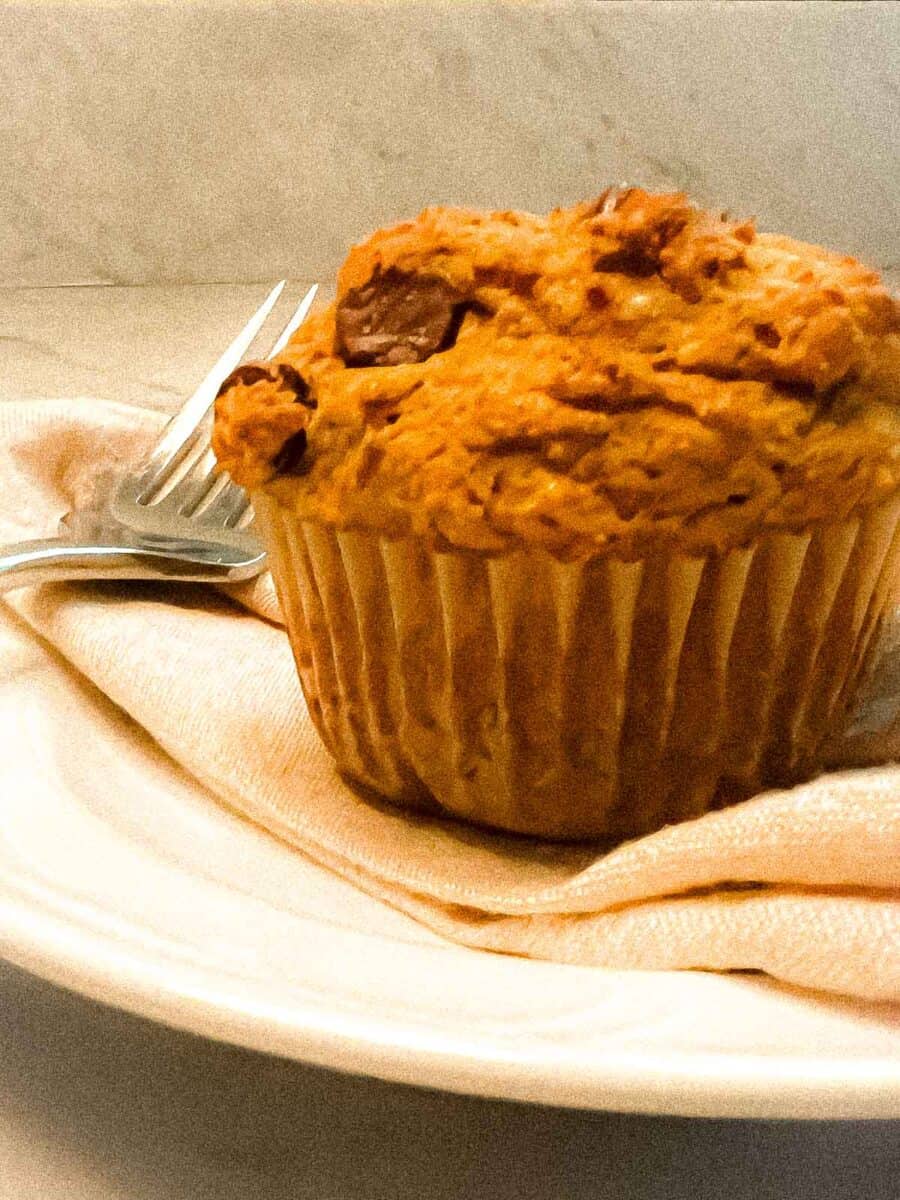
[2, 887, 899, 1121]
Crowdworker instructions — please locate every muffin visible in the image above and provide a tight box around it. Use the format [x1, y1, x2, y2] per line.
[213, 188, 900, 840]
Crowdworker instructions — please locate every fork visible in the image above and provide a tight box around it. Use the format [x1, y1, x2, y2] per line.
[0, 282, 317, 592]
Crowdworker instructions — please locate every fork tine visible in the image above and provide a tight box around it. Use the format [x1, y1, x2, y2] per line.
[266, 283, 318, 358]
[134, 280, 287, 500]
[201, 483, 251, 529]
[188, 473, 232, 517]
[173, 447, 219, 510]
[148, 440, 214, 508]
[169, 454, 225, 517]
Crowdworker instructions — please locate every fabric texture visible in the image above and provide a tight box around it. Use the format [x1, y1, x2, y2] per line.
[2, 398, 898, 1001]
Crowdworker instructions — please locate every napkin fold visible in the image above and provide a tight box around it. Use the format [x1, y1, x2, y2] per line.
[2, 398, 899, 1002]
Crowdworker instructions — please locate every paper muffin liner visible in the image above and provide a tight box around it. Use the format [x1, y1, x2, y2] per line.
[253, 492, 900, 840]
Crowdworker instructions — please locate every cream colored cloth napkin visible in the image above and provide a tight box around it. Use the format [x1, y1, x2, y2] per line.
[2, 399, 899, 1002]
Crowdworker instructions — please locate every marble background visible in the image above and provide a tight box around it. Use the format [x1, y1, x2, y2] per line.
[2, 0, 898, 288]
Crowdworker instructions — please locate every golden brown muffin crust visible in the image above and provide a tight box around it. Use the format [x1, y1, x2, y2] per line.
[213, 189, 900, 559]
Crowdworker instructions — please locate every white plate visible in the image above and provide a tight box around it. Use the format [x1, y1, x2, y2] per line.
[1, 607, 898, 1120]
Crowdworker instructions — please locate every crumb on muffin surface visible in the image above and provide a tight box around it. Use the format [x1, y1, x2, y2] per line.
[213, 188, 900, 560]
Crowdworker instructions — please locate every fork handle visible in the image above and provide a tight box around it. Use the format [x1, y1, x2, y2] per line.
[0, 538, 265, 591]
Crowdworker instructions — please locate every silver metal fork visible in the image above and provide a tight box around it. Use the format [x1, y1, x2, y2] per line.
[0, 282, 317, 592]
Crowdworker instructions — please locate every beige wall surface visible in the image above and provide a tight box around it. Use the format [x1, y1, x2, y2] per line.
[2, 1, 898, 286]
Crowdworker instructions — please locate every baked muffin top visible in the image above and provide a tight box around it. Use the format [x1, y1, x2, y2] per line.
[213, 189, 900, 559]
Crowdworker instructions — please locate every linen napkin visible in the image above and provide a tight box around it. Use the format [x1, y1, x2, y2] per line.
[2, 398, 898, 1002]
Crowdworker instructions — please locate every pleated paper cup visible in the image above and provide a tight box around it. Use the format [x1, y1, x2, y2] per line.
[252, 492, 900, 841]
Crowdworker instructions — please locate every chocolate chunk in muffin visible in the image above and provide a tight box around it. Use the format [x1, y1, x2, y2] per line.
[272, 428, 309, 475]
[217, 361, 315, 408]
[335, 267, 466, 366]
